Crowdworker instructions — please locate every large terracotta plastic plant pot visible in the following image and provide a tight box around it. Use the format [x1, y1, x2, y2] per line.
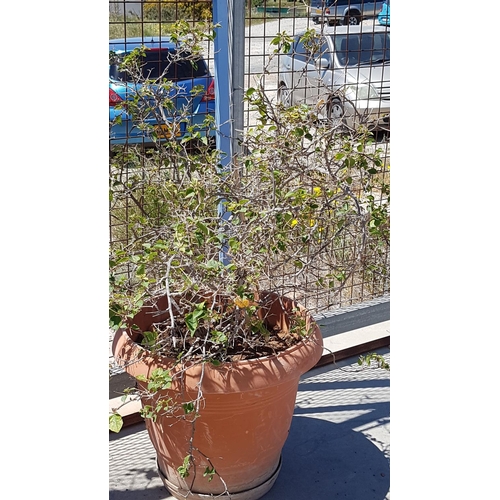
[112, 291, 323, 500]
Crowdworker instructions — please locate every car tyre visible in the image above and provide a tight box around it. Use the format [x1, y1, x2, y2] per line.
[326, 98, 345, 128]
[344, 13, 361, 25]
[277, 82, 292, 108]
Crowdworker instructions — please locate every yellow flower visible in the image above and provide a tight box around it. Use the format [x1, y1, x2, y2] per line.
[234, 297, 250, 308]
[313, 187, 321, 196]
[290, 219, 298, 227]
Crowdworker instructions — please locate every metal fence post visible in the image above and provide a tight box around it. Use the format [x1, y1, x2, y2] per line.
[232, 1, 245, 158]
[213, 0, 244, 264]
[212, 0, 244, 159]
[213, 0, 232, 265]
[212, 0, 233, 164]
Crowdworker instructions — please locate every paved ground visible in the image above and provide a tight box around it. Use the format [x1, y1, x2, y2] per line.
[109, 348, 390, 499]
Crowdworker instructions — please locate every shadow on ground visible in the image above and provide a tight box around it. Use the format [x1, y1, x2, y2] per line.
[110, 353, 390, 500]
[261, 415, 390, 499]
[110, 415, 389, 500]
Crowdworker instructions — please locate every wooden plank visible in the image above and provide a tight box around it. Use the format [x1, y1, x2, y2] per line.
[315, 336, 390, 368]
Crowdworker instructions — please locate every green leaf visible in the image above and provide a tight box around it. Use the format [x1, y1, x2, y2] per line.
[211, 330, 227, 344]
[203, 467, 216, 482]
[147, 368, 172, 392]
[196, 221, 209, 235]
[178, 455, 191, 478]
[109, 414, 123, 433]
[183, 402, 195, 414]
[141, 330, 158, 348]
[185, 302, 207, 335]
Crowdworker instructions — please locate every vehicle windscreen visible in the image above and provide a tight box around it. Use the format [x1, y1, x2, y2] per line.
[109, 49, 209, 82]
[310, 0, 337, 7]
[334, 32, 390, 67]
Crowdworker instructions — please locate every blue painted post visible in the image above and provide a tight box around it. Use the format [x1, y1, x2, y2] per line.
[213, 0, 233, 265]
[212, 0, 233, 163]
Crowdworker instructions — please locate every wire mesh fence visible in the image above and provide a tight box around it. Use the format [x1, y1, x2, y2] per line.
[108, 0, 390, 314]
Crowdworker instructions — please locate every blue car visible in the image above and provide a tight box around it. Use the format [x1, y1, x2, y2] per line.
[109, 37, 215, 147]
[378, 0, 390, 26]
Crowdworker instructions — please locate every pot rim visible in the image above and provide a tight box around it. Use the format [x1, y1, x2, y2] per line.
[118, 291, 320, 364]
[112, 292, 324, 389]
[117, 320, 321, 368]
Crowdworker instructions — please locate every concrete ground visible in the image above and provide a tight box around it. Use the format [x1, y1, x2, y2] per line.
[109, 345, 390, 499]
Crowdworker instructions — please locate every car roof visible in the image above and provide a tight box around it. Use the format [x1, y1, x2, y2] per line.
[305, 25, 390, 37]
[109, 37, 176, 53]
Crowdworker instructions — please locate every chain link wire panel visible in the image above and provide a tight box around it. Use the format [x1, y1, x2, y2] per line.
[109, 0, 390, 314]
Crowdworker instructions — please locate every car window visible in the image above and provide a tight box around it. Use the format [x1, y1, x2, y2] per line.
[333, 32, 390, 66]
[311, 0, 338, 7]
[291, 34, 325, 64]
[110, 49, 209, 82]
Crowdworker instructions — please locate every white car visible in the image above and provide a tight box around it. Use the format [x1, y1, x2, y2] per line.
[277, 25, 390, 131]
[310, 0, 384, 26]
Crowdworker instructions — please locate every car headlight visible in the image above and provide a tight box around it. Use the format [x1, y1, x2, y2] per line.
[344, 84, 379, 100]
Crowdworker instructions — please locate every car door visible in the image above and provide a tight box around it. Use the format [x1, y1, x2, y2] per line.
[284, 34, 333, 107]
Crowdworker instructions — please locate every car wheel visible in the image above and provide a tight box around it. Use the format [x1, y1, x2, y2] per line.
[277, 83, 292, 107]
[326, 98, 344, 128]
[344, 14, 361, 25]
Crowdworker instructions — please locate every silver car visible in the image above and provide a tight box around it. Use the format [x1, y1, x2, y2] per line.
[310, 0, 384, 26]
[277, 25, 390, 131]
